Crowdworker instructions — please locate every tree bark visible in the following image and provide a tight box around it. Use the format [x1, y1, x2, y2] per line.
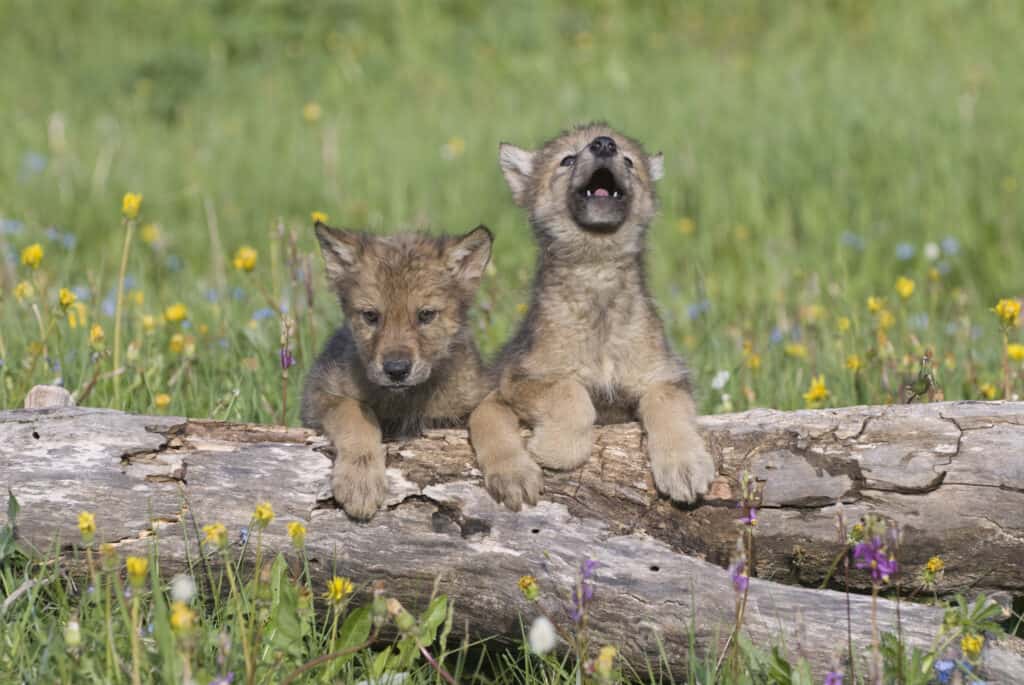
[1, 402, 1022, 679]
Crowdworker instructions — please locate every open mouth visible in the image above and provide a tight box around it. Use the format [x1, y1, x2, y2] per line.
[578, 168, 625, 200]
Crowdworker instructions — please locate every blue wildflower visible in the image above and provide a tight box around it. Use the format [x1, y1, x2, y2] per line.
[895, 242, 916, 261]
[840, 232, 864, 250]
[205, 288, 220, 302]
[253, 307, 274, 321]
[933, 659, 955, 684]
[769, 327, 784, 344]
[72, 286, 91, 301]
[823, 672, 843, 685]
[166, 255, 183, 271]
[941, 236, 960, 256]
[0, 219, 24, 235]
[687, 299, 710, 321]
[232, 287, 247, 301]
[21, 151, 47, 176]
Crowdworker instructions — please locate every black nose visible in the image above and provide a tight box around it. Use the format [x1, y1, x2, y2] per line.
[588, 136, 617, 158]
[382, 357, 412, 382]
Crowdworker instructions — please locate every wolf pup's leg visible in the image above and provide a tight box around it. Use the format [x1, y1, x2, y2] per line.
[469, 390, 543, 510]
[321, 397, 388, 520]
[502, 376, 596, 471]
[637, 382, 716, 503]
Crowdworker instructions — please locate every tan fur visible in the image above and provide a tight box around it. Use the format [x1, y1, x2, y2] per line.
[470, 123, 716, 509]
[302, 222, 494, 520]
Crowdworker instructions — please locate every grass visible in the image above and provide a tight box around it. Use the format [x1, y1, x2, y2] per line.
[1, 1, 1023, 420]
[1, 1, 1023, 682]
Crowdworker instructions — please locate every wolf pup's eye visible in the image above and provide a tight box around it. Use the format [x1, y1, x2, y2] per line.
[624, 156, 634, 169]
[417, 308, 437, 325]
[361, 310, 379, 325]
[560, 155, 576, 167]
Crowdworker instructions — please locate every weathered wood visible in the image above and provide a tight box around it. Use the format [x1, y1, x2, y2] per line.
[1, 404, 1022, 679]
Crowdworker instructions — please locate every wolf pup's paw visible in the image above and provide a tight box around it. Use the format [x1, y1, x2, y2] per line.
[332, 454, 388, 521]
[483, 453, 544, 512]
[527, 422, 593, 471]
[648, 437, 716, 504]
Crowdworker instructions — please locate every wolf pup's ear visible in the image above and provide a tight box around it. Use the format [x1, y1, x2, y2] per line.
[647, 153, 665, 182]
[498, 143, 535, 207]
[314, 222, 362, 283]
[446, 225, 493, 289]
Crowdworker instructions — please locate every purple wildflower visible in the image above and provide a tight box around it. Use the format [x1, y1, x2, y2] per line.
[739, 505, 757, 526]
[570, 559, 598, 623]
[933, 659, 955, 684]
[280, 347, 295, 370]
[728, 559, 749, 593]
[209, 673, 235, 685]
[823, 672, 843, 685]
[852, 537, 898, 584]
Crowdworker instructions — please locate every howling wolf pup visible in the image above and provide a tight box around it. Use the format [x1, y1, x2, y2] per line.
[469, 123, 717, 510]
[302, 221, 494, 520]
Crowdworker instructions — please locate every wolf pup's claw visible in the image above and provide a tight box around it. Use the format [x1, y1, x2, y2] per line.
[649, 441, 716, 504]
[484, 456, 544, 511]
[332, 455, 389, 521]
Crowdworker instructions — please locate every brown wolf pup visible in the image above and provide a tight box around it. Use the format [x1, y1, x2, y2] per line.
[469, 123, 717, 510]
[302, 221, 494, 520]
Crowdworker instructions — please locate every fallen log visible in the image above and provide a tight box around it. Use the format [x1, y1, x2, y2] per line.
[1, 403, 1022, 679]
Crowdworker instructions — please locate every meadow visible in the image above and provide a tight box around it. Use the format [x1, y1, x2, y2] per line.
[1, 1, 1023, 682]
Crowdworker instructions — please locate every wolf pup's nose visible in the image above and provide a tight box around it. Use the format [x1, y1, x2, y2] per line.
[588, 136, 617, 158]
[382, 356, 412, 382]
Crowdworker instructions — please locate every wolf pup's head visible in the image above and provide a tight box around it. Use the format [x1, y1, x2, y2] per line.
[314, 222, 492, 390]
[498, 123, 664, 249]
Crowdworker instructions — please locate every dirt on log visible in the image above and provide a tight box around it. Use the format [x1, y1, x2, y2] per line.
[1, 403, 1022, 679]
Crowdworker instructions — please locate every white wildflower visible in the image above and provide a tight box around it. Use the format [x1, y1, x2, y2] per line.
[710, 370, 730, 391]
[171, 574, 196, 603]
[528, 616, 558, 655]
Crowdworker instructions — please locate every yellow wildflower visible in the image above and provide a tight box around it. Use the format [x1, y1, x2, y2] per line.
[324, 576, 354, 603]
[232, 245, 258, 272]
[253, 501, 274, 528]
[746, 352, 762, 371]
[677, 217, 696, 235]
[142, 314, 156, 333]
[78, 511, 96, 544]
[89, 323, 105, 346]
[518, 575, 539, 601]
[925, 556, 944, 574]
[287, 521, 307, 549]
[846, 354, 862, 373]
[961, 633, 984, 660]
[1007, 343, 1024, 361]
[169, 333, 185, 354]
[928, 267, 941, 282]
[21, 243, 43, 269]
[877, 309, 895, 329]
[67, 302, 87, 329]
[993, 298, 1021, 327]
[59, 288, 76, 308]
[311, 210, 329, 225]
[441, 136, 466, 160]
[140, 223, 161, 244]
[14, 281, 34, 302]
[164, 303, 188, 323]
[154, 393, 171, 409]
[121, 192, 143, 219]
[126, 341, 140, 362]
[169, 601, 196, 633]
[303, 101, 322, 123]
[802, 304, 825, 324]
[803, 374, 829, 407]
[594, 645, 617, 678]
[784, 343, 808, 359]
[979, 382, 998, 400]
[130, 290, 144, 306]
[202, 522, 228, 548]
[197, 323, 209, 335]
[895, 276, 915, 299]
[515, 303, 528, 315]
[867, 296, 883, 313]
[837, 316, 851, 333]
[125, 556, 148, 588]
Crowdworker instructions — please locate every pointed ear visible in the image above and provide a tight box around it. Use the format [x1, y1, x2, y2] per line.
[314, 221, 361, 283]
[498, 143, 535, 207]
[446, 225, 493, 289]
[648, 153, 665, 182]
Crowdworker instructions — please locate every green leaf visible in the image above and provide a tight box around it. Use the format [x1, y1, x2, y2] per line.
[263, 554, 306, 659]
[332, 606, 372, 668]
[7, 489, 19, 523]
[371, 646, 393, 678]
[417, 595, 448, 645]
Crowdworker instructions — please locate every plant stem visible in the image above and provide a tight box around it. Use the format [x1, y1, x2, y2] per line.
[280, 631, 379, 685]
[112, 218, 135, 404]
[130, 593, 142, 685]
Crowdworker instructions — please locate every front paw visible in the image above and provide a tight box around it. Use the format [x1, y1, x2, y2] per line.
[332, 454, 388, 521]
[483, 452, 544, 512]
[527, 423, 593, 470]
[649, 438, 716, 504]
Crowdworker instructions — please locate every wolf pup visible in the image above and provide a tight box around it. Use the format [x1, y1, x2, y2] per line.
[469, 123, 716, 510]
[302, 221, 494, 520]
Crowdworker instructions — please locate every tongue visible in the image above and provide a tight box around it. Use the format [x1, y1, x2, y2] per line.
[593, 188, 610, 197]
